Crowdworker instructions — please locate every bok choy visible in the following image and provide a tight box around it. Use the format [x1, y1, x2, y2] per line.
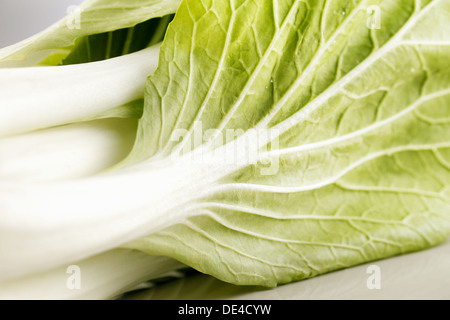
[0, 0, 449, 300]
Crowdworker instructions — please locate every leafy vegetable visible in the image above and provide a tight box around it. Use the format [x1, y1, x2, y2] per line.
[126, 0, 450, 286]
[0, 45, 159, 136]
[0, 0, 181, 67]
[0, 0, 449, 299]
[0, 249, 184, 300]
[0, 118, 138, 182]
[62, 15, 174, 65]
[122, 238, 450, 300]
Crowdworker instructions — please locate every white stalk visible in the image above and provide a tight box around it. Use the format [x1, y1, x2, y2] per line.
[0, 44, 160, 137]
[0, 133, 257, 283]
[0, 118, 138, 182]
[0, 158, 225, 282]
[0, 248, 185, 300]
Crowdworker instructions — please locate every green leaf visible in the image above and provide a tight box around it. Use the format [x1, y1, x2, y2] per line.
[127, 0, 450, 286]
[0, 0, 181, 67]
[62, 15, 174, 65]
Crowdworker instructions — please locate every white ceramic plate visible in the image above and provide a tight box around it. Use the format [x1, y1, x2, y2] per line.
[124, 239, 450, 300]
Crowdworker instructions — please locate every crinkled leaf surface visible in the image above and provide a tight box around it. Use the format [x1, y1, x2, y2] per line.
[0, 0, 181, 66]
[127, 0, 450, 286]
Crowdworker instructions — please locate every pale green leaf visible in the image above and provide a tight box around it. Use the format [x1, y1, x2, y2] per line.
[128, 0, 450, 286]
